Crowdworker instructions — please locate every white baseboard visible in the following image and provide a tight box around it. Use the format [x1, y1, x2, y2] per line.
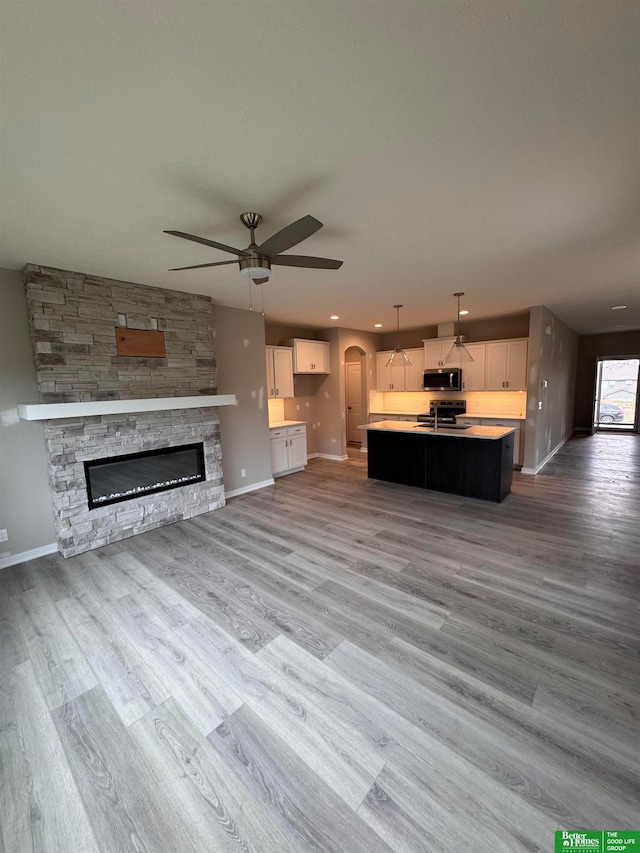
[316, 453, 349, 462]
[521, 434, 571, 474]
[0, 542, 59, 570]
[225, 478, 274, 499]
[307, 452, 319, 460]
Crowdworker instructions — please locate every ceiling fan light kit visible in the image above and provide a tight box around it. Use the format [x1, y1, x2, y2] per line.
[444, 292, 474, 364]
[165, 212, 343, 283]
[239, 257, 271, 280]
[386, 304, 412, 368]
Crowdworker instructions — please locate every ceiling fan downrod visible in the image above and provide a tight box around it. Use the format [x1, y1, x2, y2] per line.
[240, 212, 262, 245]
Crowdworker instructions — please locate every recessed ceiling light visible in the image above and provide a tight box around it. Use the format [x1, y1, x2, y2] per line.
[612, 305, 627, 310]
[459, 309, 469, 316]
[374, 323, 382, 328]
[330, 314, 339, 320]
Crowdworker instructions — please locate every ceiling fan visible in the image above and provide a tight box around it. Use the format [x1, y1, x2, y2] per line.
[164, 212, 343, 284]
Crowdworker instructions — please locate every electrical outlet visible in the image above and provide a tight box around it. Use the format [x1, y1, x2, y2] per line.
[240, 469, 246, 478]
[0, 528, 8, 542]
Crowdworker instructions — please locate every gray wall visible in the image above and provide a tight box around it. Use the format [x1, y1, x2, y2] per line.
[523, 306, 579, 472]
[574, 330, 640, 430]
[381, 312, 530, 350]
[264, 323, 326, 346]
[313, 327, 379, 458]
[283, 376, 323, 455]
[211, 305, 273, 495]
[0, 268, 56, 559]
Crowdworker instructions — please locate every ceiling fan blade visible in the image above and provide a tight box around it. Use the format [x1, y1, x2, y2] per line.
[164, 230, 250, 258]
[270, 254, 343, 269]
[257, 215, 323, 257]
[168, 260, 237, 271]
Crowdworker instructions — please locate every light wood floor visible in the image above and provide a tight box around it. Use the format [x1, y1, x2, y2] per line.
[1, 432, 638, 852]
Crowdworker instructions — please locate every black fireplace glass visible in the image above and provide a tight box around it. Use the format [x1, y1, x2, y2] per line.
[84, 443, 206, 509]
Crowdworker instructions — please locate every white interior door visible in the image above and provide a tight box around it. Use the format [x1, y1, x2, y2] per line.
[346, 361, 362, 443]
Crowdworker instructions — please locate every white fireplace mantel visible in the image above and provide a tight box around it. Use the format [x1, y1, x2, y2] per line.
[18, 394, 237, 421]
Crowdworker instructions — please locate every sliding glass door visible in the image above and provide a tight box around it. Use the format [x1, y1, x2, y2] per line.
[593, 357, 639, 432]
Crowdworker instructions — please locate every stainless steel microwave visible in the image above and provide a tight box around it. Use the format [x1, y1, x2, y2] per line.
[423, 368, 462, 391]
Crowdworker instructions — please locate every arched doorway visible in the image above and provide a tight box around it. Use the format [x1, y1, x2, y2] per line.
[345, 346, 365, 445]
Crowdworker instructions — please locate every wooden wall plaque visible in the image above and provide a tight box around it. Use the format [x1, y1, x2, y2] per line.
[115, 328, 166, 358]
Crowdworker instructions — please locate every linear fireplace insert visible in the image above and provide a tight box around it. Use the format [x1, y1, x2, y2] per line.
[84, 442, 206, 509]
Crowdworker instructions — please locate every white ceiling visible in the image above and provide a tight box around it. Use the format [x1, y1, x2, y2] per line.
[1, 1, 638, 335]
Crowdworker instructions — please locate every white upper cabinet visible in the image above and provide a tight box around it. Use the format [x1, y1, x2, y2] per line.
[376, 352, 405, 391]
[460, 343, 487, 391]
[265, 346, 294, 398]
[423, 337, 527, 392]
[485, 339, 528, 391]
[423, 338, 457, 369]
[376, 348, 423, 391]
[404, 348, 426, 391]
[284, 339, 330, 374]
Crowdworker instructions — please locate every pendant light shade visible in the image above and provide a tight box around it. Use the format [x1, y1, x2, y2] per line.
[444, 292, 474, 365]
[386, 305, 412, 368]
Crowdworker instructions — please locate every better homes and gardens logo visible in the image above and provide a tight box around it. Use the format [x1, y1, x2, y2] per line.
[555, 831, 639, 852]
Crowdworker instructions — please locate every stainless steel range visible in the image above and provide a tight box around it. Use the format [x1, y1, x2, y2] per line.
[416, 399, 466, 426]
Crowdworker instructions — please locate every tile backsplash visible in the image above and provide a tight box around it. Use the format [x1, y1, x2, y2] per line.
[268, 397, 285, 422]
[369, 390, 526, 418]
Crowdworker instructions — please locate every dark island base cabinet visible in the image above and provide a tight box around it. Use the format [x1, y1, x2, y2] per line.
[367, 430, 514, 502]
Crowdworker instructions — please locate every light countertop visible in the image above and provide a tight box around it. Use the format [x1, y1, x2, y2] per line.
[459, 413, 525, 420]
[360, 420, 517, 440]
[369, 410, 525, 420]
[269, 419, 306, 429]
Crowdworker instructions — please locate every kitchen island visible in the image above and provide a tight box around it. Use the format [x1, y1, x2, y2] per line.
[361, 420, 516, 502]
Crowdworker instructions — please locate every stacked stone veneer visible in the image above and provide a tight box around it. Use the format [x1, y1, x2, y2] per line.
[24, 264, 226, 558]
[24, 264, 216, 402]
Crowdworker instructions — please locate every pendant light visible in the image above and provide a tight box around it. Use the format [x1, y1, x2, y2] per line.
[444, 292, 474, 364]
[386, 304, 412, 368]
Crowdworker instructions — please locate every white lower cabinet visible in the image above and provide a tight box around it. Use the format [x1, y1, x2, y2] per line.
[270, 424, 307, 477]
[458, 417, 523, 467]
[486, 419, 522, 467]
[370, 414, 418, 423]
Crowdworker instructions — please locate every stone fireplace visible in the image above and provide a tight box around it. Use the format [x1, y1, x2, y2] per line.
[23, 264, 231, 558]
